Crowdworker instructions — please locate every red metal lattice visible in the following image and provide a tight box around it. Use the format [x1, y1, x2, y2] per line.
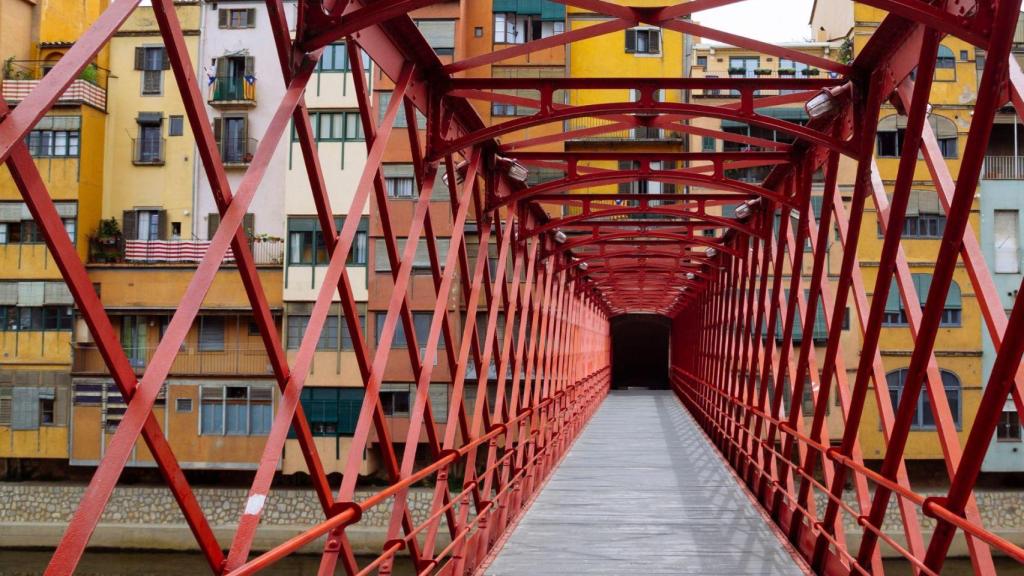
[2, 0, 1024, 574]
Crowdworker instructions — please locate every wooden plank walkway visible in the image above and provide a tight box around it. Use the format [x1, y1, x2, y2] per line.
[483, 389, 806, 575]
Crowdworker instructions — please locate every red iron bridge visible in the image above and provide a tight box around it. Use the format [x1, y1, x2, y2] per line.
[3, 0, 1024, 574]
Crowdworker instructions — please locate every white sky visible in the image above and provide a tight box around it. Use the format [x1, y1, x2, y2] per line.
[695, 0, 816, 44]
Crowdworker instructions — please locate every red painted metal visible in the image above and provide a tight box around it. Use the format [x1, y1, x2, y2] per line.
[7, 0, 1024, 573]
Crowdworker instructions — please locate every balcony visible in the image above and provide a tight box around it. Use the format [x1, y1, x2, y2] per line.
[564, 117, 684, 142]
[983, 155, 1024, 180]
[88, 237, 284, 265]
[72, 344, 274, 376]
[132, 137, 165, 165]
[2, 60, 107, 110]
[208, 76, 256, 107]
[219, 136, 258, 166]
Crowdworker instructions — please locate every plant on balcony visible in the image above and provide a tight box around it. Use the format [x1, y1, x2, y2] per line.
[753, 68, 772, 76]
[89, 218, 123, 263]
[727, 66, 747, 76]
[777, 67, 796, 76]
[802, 68, 821, 76]
[79, 64, 99, 85]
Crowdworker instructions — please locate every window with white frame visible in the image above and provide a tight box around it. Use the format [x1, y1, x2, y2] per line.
[200, 384, 272, 435]
[625, 28, 661, 55]
[383, 164, 417, 198]
[995, 209, 1020, 273]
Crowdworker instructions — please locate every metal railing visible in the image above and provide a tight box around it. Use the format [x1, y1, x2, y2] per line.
[209, 76, 256, 103]
[88, 236, 284, 265]
[2, 59, 108, 110]
[132, 137, 165, 165]
[72, 343, 274, 375]
[982, 155, 1024, 179]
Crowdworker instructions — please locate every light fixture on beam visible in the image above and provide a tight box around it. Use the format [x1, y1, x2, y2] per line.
[705, 247, 718, 258]
[805, 83, 850, 120]
[496, 155, 529, 183]
[686, 272, 695, 280]
[578, 262, 589, 271]
[553, 230, 567, 244]
[441, 160, 469, 187]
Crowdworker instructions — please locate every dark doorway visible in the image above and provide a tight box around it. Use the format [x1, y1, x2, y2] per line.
[611, 314, 670, 389]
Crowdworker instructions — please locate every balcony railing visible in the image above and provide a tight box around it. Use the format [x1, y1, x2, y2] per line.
[564, 117, 683, 141]
[88, 237, 284, 265]
[209, 76, 256, 105]
[983, 155, 1024, 180]
[72, 344, 274, 376]
[220, 136, 258, 165]
[132, 137, 165, 165]
[2, 60, 107, 110]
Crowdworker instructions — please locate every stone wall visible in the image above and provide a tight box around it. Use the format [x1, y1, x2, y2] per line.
[0, 482, 445, 553]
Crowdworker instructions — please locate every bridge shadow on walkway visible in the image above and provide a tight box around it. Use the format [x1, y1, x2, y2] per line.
[483, 389, 806, 575]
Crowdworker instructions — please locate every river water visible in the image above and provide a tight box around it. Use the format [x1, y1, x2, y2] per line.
[0, 549, 1021, 574]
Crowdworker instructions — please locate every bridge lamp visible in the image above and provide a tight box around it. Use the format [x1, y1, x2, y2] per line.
[553, 230, 568, 244]
[496, 155, 529, 183]
[578, 262, 589, 271]
[735, 202, 752, 220]
[705, 247, 718, 258]
[686, 272, 695, 281]
[441, 160, 469, 187]
[805, 84, 849, 120]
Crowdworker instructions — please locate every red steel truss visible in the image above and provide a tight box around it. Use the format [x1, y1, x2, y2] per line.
[4, 0, 1024, 574]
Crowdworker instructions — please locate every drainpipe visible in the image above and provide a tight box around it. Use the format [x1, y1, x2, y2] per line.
[191, 1, 208, 239]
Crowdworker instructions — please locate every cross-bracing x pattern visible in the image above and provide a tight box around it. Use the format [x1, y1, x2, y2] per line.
[5, 0, 1024, 574]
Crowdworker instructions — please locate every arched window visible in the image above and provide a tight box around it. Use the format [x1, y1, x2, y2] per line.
[886, 368, 961, 429]
[882, 274, 961, 326]
[876, 115, 958, 159]
[936, 45, 956, 69]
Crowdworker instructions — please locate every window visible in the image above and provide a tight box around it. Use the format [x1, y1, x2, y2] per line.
[892, 190, 947, 239]
[213, 115, 250, 164]
[374, 312, 437, 349]
[26, 116, 80, 157]
[883, 274, 962, 327]
[176, 397, 193, 413]
[198, 316, 225, 352]
[295, 387, 362, 436]
[384, 164, 416, 198]
[286, 314, 363, 351]
[135, 46, 168, 95]
[200, 385, 272, 435]
[219, 8, 256, 29]
[0, 388, 10, 425]
[378, 92, 426, 129]
[729, 56, 760, 77]
[493, 11, 563, 44]
[316, 43, 371, 72]
[625, 28, 661, 55]
[960, 49, 970, 61]
[122, 209, 165, 241]
[877, 114, 957, 158]
[696, 56, 708, 68]
[135, 113, 164, 164]
[39, 397, 55, 424]
[168, 115, 184, 137]
[374, 238, 450, 273]
[0, 306, 72, 331]
[287, 216, 368, 266]
[936, 45, 956, 69]
[294, 111, 364, 142]
[414, 20, 456, 55]
[380, 384, 411, 416]
[998, 410, 1022, 441]
[701, 135, 715, 152]
[886, 368, 961, 429]
[995, 209, 1020, 273]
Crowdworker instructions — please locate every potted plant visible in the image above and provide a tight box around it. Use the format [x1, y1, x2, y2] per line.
[802, 68, 821, 77]
[777, 67, 796, 76]
[727, 66, 746, 76]
[754, 68, 772, 76]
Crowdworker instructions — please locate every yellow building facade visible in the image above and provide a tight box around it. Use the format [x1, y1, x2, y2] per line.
[0, 0, 109, 461]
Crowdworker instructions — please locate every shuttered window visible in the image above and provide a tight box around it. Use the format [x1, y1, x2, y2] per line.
[414, 20, 456, 55]
[198, 317, 225, 351]
[995, 209, 1020, 273]
[218, 8, 256, 28]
